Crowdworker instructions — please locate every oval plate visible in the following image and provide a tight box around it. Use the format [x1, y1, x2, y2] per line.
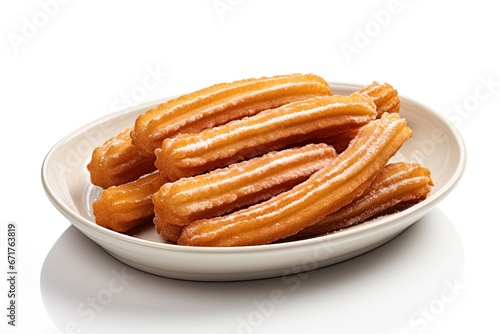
[41, 82, 466, 281]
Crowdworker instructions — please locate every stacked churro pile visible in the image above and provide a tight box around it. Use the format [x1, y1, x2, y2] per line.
[88, 73, 433, 246]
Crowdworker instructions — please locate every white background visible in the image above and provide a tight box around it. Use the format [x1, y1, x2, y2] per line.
[1, 0, 499, 333]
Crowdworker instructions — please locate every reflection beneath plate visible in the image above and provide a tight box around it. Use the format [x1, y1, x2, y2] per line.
[41, 208, 463, 334]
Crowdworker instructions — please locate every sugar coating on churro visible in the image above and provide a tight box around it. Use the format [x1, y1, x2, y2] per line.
[93, 171, 166, 233]
[290, 162, 433, 239]
[155, 93, 377, 181]
[87, 127, 157, 188]
[88, 74, 431, 246]
[152, 143, 338, 227]
[177, 113, 412, 246]
[359, 81, 400, 117]
[131, 73, 333, 157]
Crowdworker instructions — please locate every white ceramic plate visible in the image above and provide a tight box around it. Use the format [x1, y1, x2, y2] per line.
[41, 82, 466, 281]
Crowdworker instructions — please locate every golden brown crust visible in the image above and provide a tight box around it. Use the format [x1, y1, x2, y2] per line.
[177, 113, 412, 247]
[87, 127, 156, 188]
[88, 76, 431, 247]
[152, 143, 337, 229]
[131, 73, 333, 157]
[155, 93, 377, 181]
[359, 81, 400, 117]
[289, 162, 433, 239]
[93, 171, 166, 232]
[290, 82, 400, 153]
[154, 218, 183, 243]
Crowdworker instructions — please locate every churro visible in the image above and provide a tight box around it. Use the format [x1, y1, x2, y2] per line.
[131, 73, 333, 157]
[93, 171, 165, 232]
[359, 81, 400, 117]
[154, 219, 183, 244]
[310, 82, 400, 152]
[155, 93, 377, 181]
[87, 127, 156, 188]
[177, 113, 412, 246]
[152, 143, 337, 229]
[87, 75, 432, 248]
[290, 162, 433, 239]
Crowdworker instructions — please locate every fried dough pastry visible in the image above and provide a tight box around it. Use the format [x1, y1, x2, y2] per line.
[307, 128, 360, 153]
[154, 219, 183, 244]
[87, 127, 157, 188]
[290, 162, 433, 239]
[131, 73, 333, 157]
[359, 81, 400, 117]
[155, 93, 377, 181]
[312, 82, 400, 153]
[177, 113, 412, 246]
[153, 143, 337, 229]
[93, 171, 165, 232]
